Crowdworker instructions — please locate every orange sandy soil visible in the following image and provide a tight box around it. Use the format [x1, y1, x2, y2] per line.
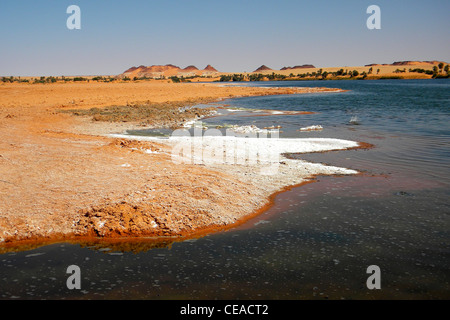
[0, 81, 346, 251]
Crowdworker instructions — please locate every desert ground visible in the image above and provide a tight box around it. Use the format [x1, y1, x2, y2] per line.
[0, 81, 367, 250]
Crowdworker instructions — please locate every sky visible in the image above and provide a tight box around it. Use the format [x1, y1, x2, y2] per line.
[0, 0, 449, 76]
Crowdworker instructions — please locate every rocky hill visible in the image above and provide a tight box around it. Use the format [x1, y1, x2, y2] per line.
[365, 60, 447, 67]
[253, 65, 273, 72]
[253, 64, 315, 73]
[204, 64, 218, 72]
[120, 64, 219, 78]
[280, 64, 315, 70]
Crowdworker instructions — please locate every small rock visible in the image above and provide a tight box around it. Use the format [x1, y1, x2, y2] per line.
[394, 191, 414, 196]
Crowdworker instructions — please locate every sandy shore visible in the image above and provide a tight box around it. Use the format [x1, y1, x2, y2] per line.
[0, 81, 367, 250]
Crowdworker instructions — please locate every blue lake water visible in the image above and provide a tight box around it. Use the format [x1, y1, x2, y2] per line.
[1, 79, 449, 299]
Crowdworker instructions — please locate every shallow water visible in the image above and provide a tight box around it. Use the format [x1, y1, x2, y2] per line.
[1, 79, 449, 299]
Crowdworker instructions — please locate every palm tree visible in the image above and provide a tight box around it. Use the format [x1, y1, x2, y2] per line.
[432, 66, 439, 78]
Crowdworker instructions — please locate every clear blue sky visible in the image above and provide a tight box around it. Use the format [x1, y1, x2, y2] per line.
[1, 0, 449, 76]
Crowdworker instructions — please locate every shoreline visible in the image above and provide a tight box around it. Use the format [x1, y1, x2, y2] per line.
[0, 168, 372, 255]
[0, 82, 370, 252]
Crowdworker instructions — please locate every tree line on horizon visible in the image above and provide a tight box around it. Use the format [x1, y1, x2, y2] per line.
[2, 63, 448, 84]
[219, 69, 366, 82]
[0, 74, 215, 84]
[218, 64, 450, 82]
[0, 75, 118, 84]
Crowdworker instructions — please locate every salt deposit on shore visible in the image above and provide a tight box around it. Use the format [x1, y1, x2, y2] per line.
[109, 133, 359, 176]
[299, 125, 323, 131]
[97, 133, 360, 239]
